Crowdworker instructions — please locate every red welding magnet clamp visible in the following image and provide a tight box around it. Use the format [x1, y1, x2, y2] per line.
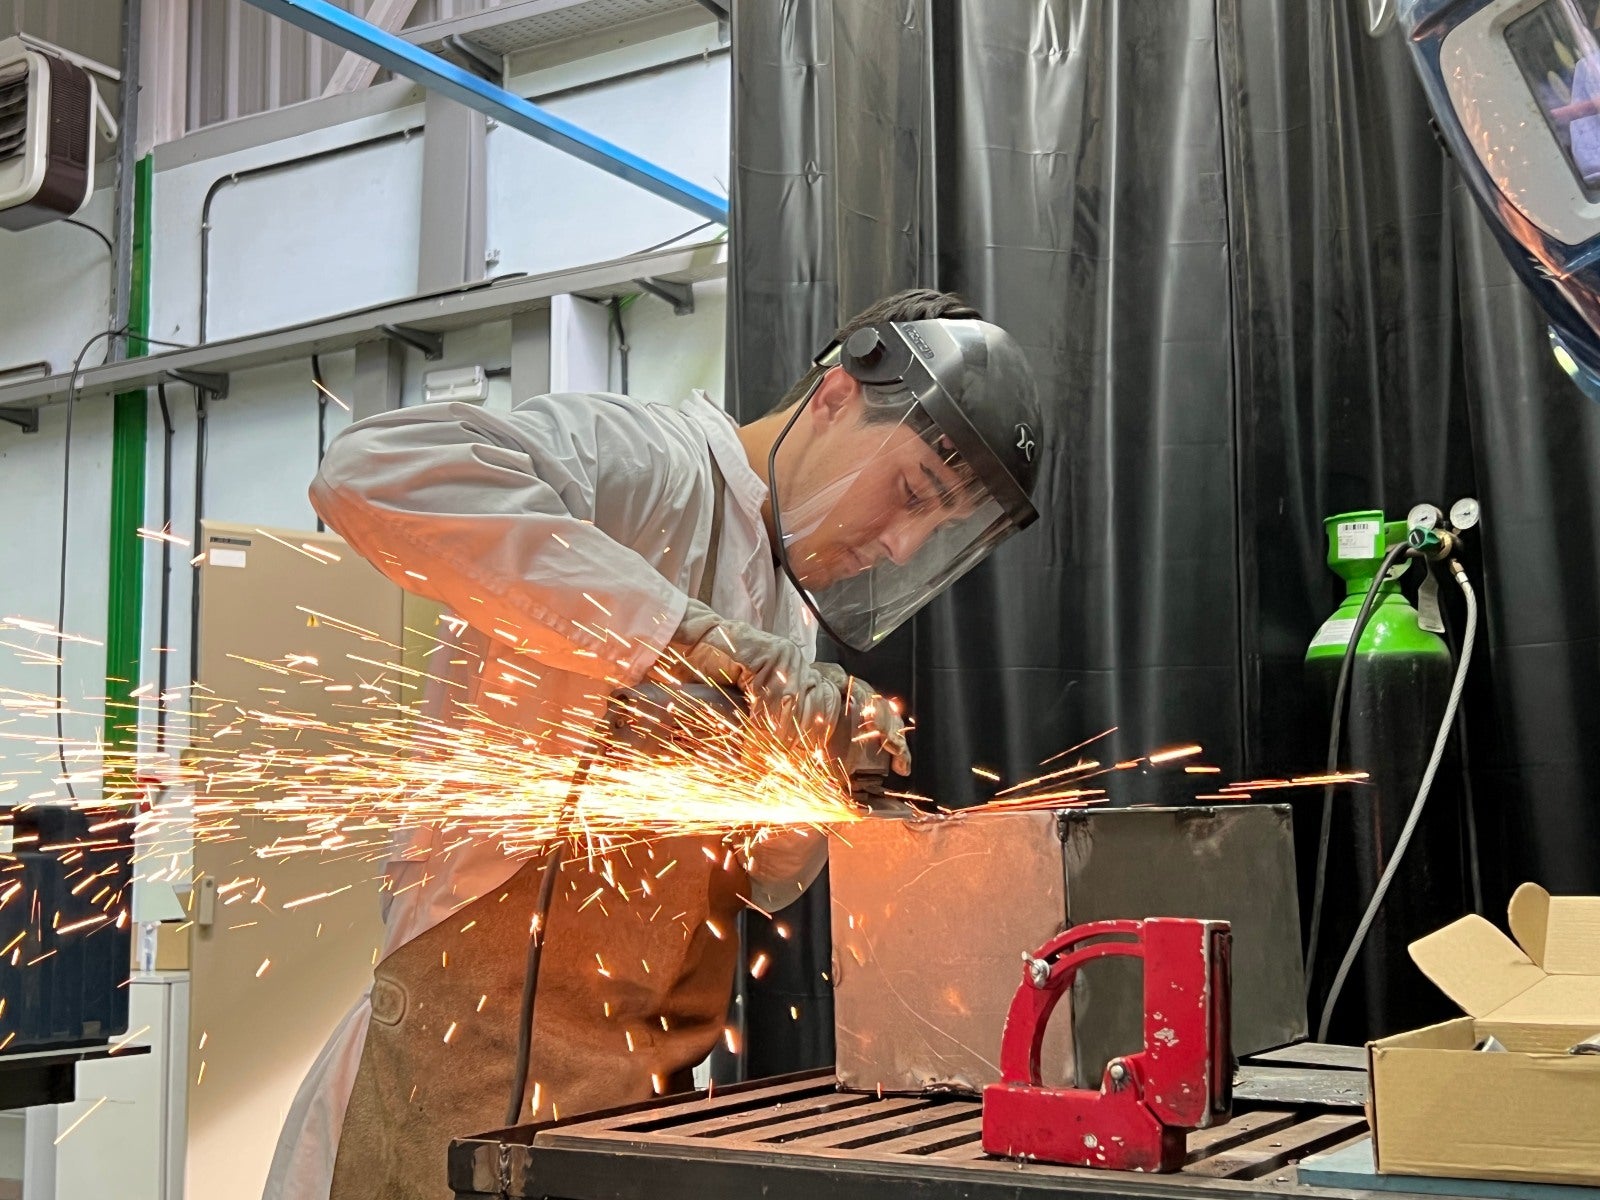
[981, 917, 1233, 1172]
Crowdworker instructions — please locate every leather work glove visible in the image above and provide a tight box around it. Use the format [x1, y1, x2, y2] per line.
[813, 663, 912, 778]
[670, 599, 841, 743]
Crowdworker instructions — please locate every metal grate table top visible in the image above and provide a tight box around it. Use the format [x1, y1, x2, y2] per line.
[450, 1068, 1472, 1200]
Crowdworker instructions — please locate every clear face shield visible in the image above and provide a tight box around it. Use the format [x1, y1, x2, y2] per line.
[766, 319, 1042, 651]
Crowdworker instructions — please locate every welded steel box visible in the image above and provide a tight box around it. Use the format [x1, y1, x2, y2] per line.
[829, 804, 1306, 1095]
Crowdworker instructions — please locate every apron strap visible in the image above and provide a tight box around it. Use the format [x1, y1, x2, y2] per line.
[697, 453, 727, 606]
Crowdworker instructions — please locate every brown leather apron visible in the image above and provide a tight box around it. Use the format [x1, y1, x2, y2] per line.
[329, 838, 745, 1200]
[331, 461, 740, 1200]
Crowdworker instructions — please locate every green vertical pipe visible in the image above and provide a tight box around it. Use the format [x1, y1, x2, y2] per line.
[103, 155, 154, 766]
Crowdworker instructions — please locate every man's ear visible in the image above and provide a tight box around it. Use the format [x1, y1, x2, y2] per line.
[808, 366, 860, 429]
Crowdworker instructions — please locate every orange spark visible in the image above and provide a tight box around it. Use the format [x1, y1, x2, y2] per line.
[54, 1096, 108, 1144]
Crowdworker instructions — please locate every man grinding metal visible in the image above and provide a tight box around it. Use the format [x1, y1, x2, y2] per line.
[263, 289, 1044, 1200]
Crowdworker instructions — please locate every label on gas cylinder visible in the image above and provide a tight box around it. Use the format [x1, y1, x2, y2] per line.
[1310, 617, 1358, 650]
[1417, 572, 1445, 634]
[1335, 520, 1379, 561]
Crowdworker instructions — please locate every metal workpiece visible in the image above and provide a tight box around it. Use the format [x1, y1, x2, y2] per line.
[830, 808, 1075, 1096]
[1058, 806, 1306, 1087]
[829, 805, 1307, 1098]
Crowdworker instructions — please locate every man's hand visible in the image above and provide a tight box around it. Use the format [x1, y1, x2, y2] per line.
[670, 599, 842, 743]
[813, 664, 912, 777]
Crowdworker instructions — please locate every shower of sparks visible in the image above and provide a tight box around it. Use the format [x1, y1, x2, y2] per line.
[0, 600, 1376, 1065]
[2, 617, 863, 865]
[964, 733, 1370, 814]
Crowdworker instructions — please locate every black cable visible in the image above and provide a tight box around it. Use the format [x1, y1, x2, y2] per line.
[313, 355, 329, 533]
[123, 332, 191, 353]
[628, 220, 719, 257]
[505, 754, 595, 1127]
[61, 217, 114, 257]
[155, 385, 176, 751]
[51, 327, 195, 789]
[189, 390, 209, 692]
[609, 298, 630, 395]
[54, 327, 127, 799]
[1304, 538, 1414, 999]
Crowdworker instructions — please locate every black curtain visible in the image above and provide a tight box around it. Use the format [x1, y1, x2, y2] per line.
[727, 0, 1600, 1068]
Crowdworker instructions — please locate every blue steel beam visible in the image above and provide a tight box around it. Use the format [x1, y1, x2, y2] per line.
[240, 0, 730, 225]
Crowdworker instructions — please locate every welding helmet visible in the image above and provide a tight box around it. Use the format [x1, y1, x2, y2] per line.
[766, 317, 1043, 652]
[1399, 0, 1600, 399]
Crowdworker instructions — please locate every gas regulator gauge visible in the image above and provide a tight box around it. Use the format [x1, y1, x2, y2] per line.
[1407, 503, 1443, 532]
[1449, 498, 1481, 531]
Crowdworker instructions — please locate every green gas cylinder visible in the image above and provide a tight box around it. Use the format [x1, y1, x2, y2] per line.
[1306, 512, 1448, 669]
[1303, 511, 1461, 1044]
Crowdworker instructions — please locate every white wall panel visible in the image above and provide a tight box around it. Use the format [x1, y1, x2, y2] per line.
[0, 399, 114, 803]
[486, 54, 729, 277]
[613, 273, 725, 408]
[149, 101, 423, 345]
[201, 134, 426, 340]
[0, 188, 116, 381]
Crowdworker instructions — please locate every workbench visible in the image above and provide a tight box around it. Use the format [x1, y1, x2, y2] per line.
[448, 1049, 1471, 1200]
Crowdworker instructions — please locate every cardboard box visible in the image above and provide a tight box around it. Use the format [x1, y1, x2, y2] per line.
[153, 921, 190, 971]
[829, 804, 1307, 1094]
[1369, 882, 1600, 1188]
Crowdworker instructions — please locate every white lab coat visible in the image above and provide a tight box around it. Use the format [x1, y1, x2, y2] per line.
[262, 389, 822, 1200]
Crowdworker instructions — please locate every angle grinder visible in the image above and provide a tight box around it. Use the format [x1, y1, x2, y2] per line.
[605, 679, 909, 814]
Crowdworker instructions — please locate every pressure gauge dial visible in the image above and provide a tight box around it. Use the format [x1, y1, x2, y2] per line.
[1449, 498, 1481, 531]
[1407, 503, 1443, 532]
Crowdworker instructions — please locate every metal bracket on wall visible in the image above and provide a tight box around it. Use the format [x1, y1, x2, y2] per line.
[690, 0, 730, 43]
[634, 277, 695, 316]
[163, 369, 230, 398]
[381, 323, 446, 359]
[0, 407, 39, 433]
[443, 34, 502, 82]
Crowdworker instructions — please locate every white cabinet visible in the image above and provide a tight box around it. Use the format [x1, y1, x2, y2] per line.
[28, 972, 189, 1200]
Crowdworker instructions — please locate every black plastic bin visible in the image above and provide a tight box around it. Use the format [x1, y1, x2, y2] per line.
[0, 805, 132, 1049]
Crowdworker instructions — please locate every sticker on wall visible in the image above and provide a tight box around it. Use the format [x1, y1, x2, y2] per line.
[207, 534, 252, 569]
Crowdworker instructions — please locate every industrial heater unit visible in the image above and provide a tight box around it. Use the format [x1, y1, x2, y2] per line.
[0, 35, 96, 231]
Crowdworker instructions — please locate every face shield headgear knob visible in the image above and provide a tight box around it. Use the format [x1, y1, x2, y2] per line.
[766, 317, 1044, 652]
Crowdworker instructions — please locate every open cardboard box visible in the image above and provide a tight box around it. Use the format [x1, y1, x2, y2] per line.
[1368, 882, 1600, 1188]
